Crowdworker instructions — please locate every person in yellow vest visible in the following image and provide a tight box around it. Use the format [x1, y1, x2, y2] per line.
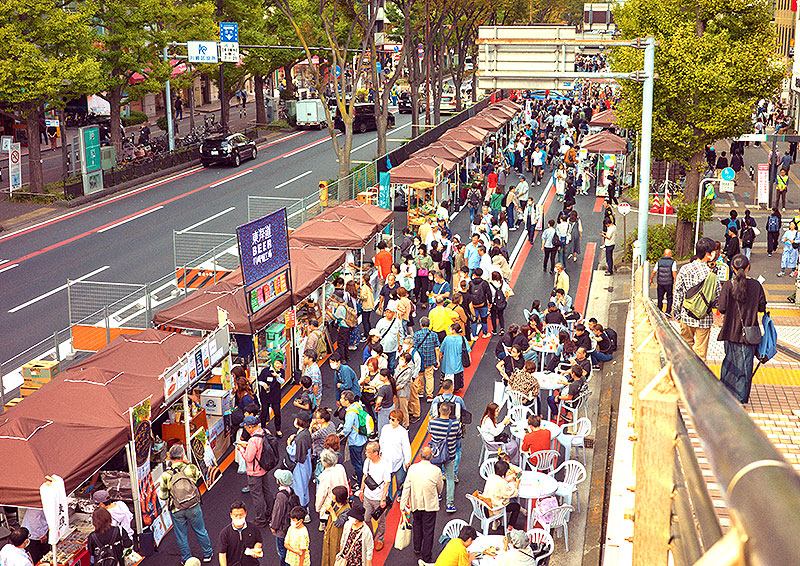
[776, 168, 789, 211]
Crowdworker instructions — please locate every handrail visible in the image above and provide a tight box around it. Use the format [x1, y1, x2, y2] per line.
[642, 298, 800, 564]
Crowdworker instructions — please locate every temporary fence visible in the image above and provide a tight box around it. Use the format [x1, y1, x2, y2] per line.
[172, 231, 238, 291]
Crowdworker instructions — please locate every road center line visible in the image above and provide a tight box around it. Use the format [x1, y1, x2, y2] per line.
[178, 207, 236, 233]
[210, 170, 252, 188]
[9, 265, 111, 313]
[0, 263, 19, 274]
[275, 170, 313, 189]
[98, 206, 164, 233]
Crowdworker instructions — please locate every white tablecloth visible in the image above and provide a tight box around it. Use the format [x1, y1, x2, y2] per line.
[468, 535, 508, 565]
[518, 471, 558, 531]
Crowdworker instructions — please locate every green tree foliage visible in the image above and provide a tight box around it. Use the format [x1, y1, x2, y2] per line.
[611, 0, 784, 255]
[0, 0, 102, 192]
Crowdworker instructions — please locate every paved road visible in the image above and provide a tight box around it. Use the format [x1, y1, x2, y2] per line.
[0, 113, 413, 366]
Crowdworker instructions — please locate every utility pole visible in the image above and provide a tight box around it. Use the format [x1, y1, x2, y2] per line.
[164, 47, 175, 151]
[425, 0, 430, 126]
[217, 0, 227, 131]
[637, 37, 655, 264]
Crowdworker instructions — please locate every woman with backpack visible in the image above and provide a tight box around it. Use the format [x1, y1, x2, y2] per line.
[778, 219, 800, 277]
[489, 271, 511, 336]
[88, 507, 132, 566]
[766, 208, 782, 256]
[440, 323, 471, 391]
[718, 254, 767, 403]
[740, 210, 757, 260]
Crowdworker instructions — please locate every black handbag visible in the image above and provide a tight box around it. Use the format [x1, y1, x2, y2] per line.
[363, 473, 380, 491]
[739, 302, 762, 346]
[461, 336, 471, 368]
[371, 496, 393, 520]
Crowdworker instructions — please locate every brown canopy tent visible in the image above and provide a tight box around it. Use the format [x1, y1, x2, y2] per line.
[435, 137, 476, 155]
[153, 244, 346, 332]
[289, 214, 380, 249]
[481, 104, 516, 120]
[580, 131, 628, 155]
[463, 115, 504, 132]
[70, 328, 203, 375]
[589, 108, 617, 128]
[496, 99, 522, 112]
[0, 363, 181, 507]
[411, 147, 465, 169]
[408, 155, 457, 173]
[417, 142, 469, 162]
[320, 200, 393, 230]
[440, 125, 489, 144]
[390, 160, 439, 185]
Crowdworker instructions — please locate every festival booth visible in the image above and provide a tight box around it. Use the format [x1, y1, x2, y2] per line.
[588, 108, 617, 130]
[0, 328, 236, 565]
[579, 130, 628, 197]
[389, 158, 449, 230]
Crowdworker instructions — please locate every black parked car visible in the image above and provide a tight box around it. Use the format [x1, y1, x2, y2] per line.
[200, 133, 257, 167]
[334, 103, 395, 134]
[397, 92, 424, 114]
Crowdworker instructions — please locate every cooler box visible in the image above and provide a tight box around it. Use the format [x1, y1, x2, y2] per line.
[265, 323, 287, 349]
[22, 360, 60, 385]
[200, 389, 233, 416]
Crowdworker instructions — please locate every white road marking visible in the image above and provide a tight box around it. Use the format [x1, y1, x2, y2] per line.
[0, 263, 19, 274]
[9, 265, 111, 313]
[283, 134, 341, 158]
[210, 170, 252, 188]
[179, 207, 236, 233]
[275, 170, 313, 189]
[98, 206, 164, 233]
[0, 259, 7, 265]
[352, 138, 377, 152]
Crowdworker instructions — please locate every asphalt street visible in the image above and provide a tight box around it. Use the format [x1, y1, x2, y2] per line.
[0, 114, 413, 367]
[139, 159, 608, 566]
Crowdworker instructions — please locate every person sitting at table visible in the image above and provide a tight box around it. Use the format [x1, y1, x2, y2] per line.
[544, 330, 576, 372]
[562, 346, 591, 379]
[479, 402, 519, 463]
[547, 365, 585, 422]
[506, 359, 540, 402]
[496, 345, 525, 383]
[497, 529, 537, 566]
[433, 525, 478, 566]
[521, 414, 552, 455]
[482, 460, 522, 533]
[572, 323, 592, 352]
[543, 301, 567, 326]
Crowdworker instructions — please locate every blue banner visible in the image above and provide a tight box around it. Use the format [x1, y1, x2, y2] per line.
[236, 209, 290, 287]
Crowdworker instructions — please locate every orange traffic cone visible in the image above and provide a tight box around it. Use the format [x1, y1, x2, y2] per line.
[664, 189, 674, 214]
[650, 194, 662, 213]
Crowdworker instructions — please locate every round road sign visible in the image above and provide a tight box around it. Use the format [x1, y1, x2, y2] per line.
[618, 202, 631, 216]
[10, 149, 19, 164]
[721, 167, 735, 181]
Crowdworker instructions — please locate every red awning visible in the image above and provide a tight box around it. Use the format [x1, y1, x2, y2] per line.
[130, 60, 188, 85]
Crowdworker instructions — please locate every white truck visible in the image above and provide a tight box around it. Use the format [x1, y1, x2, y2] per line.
[295, 99, 327, 129]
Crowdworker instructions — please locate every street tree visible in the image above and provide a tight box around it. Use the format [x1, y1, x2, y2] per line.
[275, 0, 379, 180]
[612, 0, 784, 256]
[0, 0, 101, 193]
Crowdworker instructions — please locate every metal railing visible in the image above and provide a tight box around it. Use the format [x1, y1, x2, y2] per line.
[626, 262, 800, 565]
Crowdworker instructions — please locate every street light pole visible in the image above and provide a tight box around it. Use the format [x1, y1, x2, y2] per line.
[164, 47, 175, 152]
[637, 37, 655, 263]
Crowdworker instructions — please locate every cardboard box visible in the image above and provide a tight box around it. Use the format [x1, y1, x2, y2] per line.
[4, 397, 22, 410]
[20, 385, 40, 398]
[24, 375, 52, 387]
[200, 389, 233, 416]
[22, 360, 60, 380]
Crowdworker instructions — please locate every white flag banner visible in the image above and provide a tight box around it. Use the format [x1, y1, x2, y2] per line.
[40, 475, 69, 543]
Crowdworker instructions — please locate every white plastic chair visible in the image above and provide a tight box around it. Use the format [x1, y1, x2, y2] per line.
[478, 426, 504, 463]
[480, 458, 498, 480]
[555, 417, 591, 465]
[535, 502, 574, 552]
[442, 519, 468, 541]
[506, 387, 535, 411]
[526, 528, 554, 565]
[543, 323, 567, 337]
[526, 449, 560, 474]
[557, 389, 590, 422]
[550, 460, 587, 512]
[507, 404, 533, 428]
[467, 493, 507, 536]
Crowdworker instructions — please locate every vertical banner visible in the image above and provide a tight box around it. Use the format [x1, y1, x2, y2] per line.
[190, 428, 219, 487]
[130, 399, 160, 526]
[40, 475, 70, 543]
[379, 172, 392, 236]
[757, 163, 770, 205]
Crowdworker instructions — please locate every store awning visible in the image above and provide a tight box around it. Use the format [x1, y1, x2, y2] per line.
[0, 366, 169, 507]
[580, 130, 628, 155]
[317, 200, 393, 230]
[153, 243, 346, 333]
[69, 329, 203, 376]
[390, 160, 439, 184]
[589, 108, 617, 128]
[289, 214, 380, 249]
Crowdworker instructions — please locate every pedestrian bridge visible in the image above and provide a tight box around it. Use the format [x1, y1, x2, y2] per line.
[604, 258, 800, 565]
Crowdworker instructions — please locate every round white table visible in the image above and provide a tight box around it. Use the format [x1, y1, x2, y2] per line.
[534, 371, 569, 419]
[517, 470, 558, 531]
[530, 341, 558, 371]
[468, 534, 508, 565]
[510, 420, 562, 447]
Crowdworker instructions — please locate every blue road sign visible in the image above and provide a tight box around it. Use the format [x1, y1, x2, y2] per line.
[219, 22, 239, 42]
[335, 65, 341, 77]
[721, 167, 735, 181]
[376, 62, 382, 74]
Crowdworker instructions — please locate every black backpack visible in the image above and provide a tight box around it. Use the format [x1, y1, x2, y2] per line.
[605, 328, 618, 352]
[469, 279, 489, 307]
[491, 283, 507, 310]
[253, 432, 279, 471]
[90, 528, 120, 566]
[551, 230, 562, 248]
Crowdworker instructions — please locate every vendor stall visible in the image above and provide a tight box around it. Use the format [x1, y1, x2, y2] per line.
[579, 130, 628, 197]
[588, 108, 617, 129]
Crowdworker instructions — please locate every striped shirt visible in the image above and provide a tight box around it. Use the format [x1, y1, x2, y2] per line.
[428, 417, 460, 461]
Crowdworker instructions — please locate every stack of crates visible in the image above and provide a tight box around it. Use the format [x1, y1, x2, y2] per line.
[21, 360, 60, 397]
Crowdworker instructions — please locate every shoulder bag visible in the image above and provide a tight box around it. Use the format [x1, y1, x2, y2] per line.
[461, 336, 472, 369]
[739, 300, 762, 345]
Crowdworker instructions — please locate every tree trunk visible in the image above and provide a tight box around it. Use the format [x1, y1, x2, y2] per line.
[189, 81, 196, 133]
[471, 57, 477, 103]
[675, 149, 707, 257]
[26, 107, 44, 193]
[108, 87, 122, 157]
[58, 108, 69, 180]
[254, 74, 266, 127]
[338, 122, 354, 180]
[284, 63, 296, 99]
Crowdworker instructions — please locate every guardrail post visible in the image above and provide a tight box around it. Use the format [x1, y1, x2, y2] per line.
[145, 283, 152, 328]
[104, 305, 111, 345]
[633, 363, 679, 566]
[53, 331, 60, 362]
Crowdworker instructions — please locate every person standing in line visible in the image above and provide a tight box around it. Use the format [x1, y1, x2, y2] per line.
[717, 254, 766, 404]
[286, 415, 313, 522]
[320, 486, 350, 566]
[766, 207, 782, 257]
[336, 503, 374, 566]
[238, 415, 275, 528]
[400, 447, 443, 566]
[87, 508, 132, 566]
[340, 391, 369, 484]
[650, 249, 677, 315]
[379, 409, 412, 501]
[360, 273, 376, 339]
[672, 237, 720, 362]
[284, 507, 310, 566]
[541, 219, 558, 274]
[301, 349, 322, 404]
[271, 470, 298, 566]
[90, 490, 134, 539]
[778, 220, 800, 277]
[602, 216, 617, 276]
[0, 528, 34, 566]
[157, 445, 213, 564]
[740, 211, 756, 260]
[217, 501, 262, 566]
[331, 292, 354, 362]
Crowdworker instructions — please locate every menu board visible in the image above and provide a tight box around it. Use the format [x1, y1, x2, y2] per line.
[248, 268, 290, 313]
[163, 326, 231, 403]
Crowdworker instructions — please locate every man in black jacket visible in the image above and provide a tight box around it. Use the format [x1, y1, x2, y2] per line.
[218, 501, 263, 566]
[468, 269, 492, 338]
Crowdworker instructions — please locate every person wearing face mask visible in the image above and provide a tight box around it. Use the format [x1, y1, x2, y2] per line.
[0, 528, 34, 566]
[218, 501, 263, 566]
